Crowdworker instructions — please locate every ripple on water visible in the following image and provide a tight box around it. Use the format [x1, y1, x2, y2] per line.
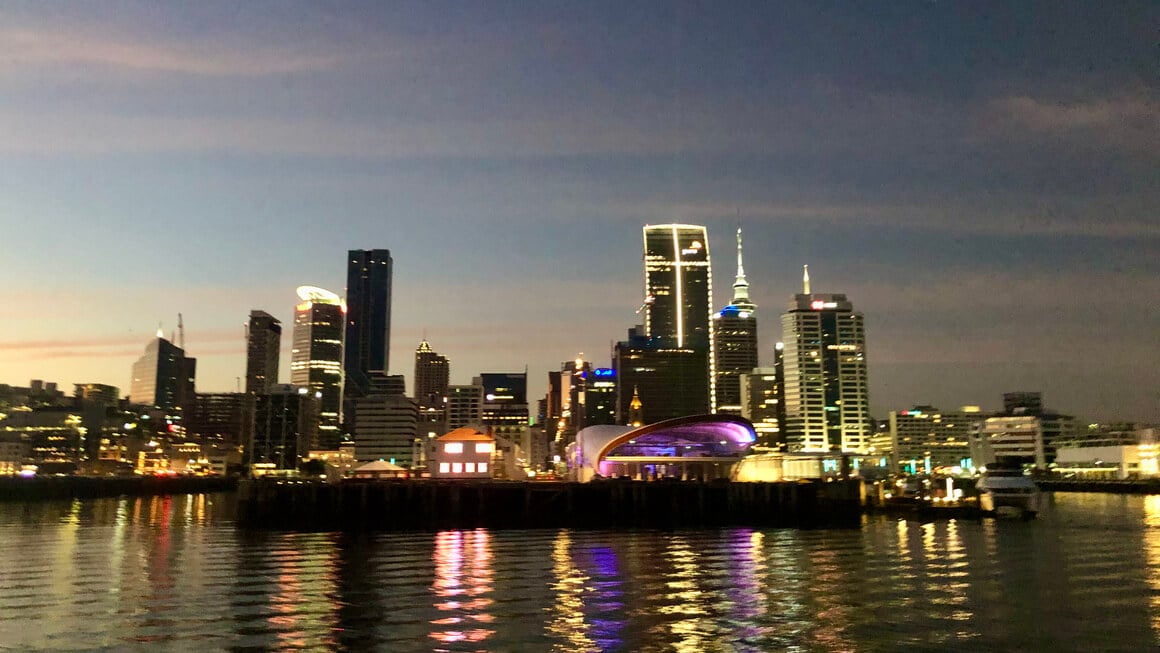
[0, 492, 1159, 651]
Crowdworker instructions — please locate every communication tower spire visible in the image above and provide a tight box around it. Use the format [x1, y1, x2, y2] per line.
[802, 265, 811, 294]
[178, 313, 185, 350]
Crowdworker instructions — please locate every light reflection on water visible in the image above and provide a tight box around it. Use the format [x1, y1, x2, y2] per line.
[0, 492, 1158, 651]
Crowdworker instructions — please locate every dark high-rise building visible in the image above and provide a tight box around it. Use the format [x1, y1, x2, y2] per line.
[712, 228, 759, 415]
[249, 384, 319, 475]
[414, 339, 449, 407]
[780, 267, 870, 453]
[477, 373, 529, 442]
[129, 331, 195, 412]
[587, 368, 617, 427]
[344, 249, 393, 396]
[614, 326, 710, 424]
[641, 224, 715, 411]
[245, 310, 282, 394]
[290, 286, 345, 449]
[185, 393, 251, 448]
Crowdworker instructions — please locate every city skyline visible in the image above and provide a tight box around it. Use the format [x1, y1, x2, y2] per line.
[1, 2, 1157, 422]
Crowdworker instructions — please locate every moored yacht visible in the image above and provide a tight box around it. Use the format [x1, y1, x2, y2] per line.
[976, 464, 1041, 517]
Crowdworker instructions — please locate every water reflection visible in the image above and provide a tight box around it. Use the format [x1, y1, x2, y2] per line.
[2, 494, 1160, 651]
[1145, 495, 1160, 636]
[430, 529, 495, 647]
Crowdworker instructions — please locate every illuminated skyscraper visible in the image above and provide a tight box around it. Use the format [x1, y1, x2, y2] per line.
[245, 310, 281, 394]
[642, 224, 714, 350]
[639, 223, 715, 413]
[290, 286, 345, 449]
[780, 267, 870, 453]
[712, 228, 758, 414]
[345, 249, 393, 396]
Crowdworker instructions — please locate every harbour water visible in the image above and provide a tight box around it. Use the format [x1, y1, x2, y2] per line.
[1, 492, 1158, 651]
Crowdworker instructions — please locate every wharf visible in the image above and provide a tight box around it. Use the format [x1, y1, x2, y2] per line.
[236, 478, 864, 530]
[0, 475, 238, 501]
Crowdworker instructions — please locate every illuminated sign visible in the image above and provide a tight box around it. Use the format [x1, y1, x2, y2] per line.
[593, 368, 615, 377]
[810, 300, 839, 310]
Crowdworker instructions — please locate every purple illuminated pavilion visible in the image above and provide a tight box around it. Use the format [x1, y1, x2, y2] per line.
[570, 414, 757, 482]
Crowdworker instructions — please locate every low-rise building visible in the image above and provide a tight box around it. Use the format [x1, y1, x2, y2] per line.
[430, 428, 494, 479]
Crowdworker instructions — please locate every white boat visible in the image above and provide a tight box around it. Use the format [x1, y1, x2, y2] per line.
[977, 466, 1041, 517]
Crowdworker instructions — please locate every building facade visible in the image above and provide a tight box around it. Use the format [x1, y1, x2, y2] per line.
[289, 286, 345, 449]
[740, 365, 783, 448]
[129, 333, 196, 413]
[446, 384, 484, 430]
[779, 268, 870, 453]
[344, 249, 393, 396]
[245, 310, 281, 395]
[713, 228, 758, 415]
[414, 339, 449, 407]
[886, 406, 982, 474]
[614, 326, 710, 425]
[642, 224, 715, 410]
[248, 385, 319, 474]
[352, 393, 419, 465]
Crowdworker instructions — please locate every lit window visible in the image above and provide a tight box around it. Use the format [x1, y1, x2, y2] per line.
[478, 462, 488, 474]
[452, 463, 462, 474]
[475, 442, 493, 454]
[444, 442, 463, 454]
[439, 462, 450, 474]
[465, 463, 476, 473]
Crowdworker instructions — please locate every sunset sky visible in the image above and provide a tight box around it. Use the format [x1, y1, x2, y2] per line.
[1, 1, 1157, 421]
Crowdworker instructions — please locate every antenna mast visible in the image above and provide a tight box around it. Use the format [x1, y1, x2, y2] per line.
[177, 313, 185, 350]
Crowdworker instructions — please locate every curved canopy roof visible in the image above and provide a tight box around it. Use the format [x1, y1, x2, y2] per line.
[573, 415, 756, 480]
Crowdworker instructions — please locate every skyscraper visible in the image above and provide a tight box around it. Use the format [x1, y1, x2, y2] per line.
[614, 326, 710, 424]
[712, 228, 758, 414]
[290, 286, 345, 449]
[344, 249, 393, 396]
[642, 224, 714, 350]
[249, 384, 319, 475]
[414, 339, 449, 407]
[780, 267, 870, 453]
[637, 224, 715, 414]
[245, 310, 281, 395]
[129, 330, 196, 413]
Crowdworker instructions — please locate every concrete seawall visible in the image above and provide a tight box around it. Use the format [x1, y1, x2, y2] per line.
[0, 476, 238, 501]
[236, 478, 865, 530]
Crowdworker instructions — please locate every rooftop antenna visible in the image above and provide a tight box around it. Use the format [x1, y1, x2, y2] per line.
[177, 313, 185, 350]
[803, 265, 811, 294]
[156, 322, 164, 339]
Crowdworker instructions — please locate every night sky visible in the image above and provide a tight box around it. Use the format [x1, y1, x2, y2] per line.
[1, 1, 1157, 422]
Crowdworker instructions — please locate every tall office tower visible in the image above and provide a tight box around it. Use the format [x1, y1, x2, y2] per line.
[586, 368, 617, 427]
[740, 366, 783, 448]
[712, 228, 759, 415]
[344, 249, 393, 396]
[245, 310, 282, 394]
[445, 384, 484, 430]
[614, 326, 710, 424]
[478, 373, 530, 440]
[414, 340, 450, 407]
[352, 394, 419, 465]
[780, 267, 870, 453]
[290, 286, 346, 449]
[249, 384, 319, 475]
[642, 224, 715, 408]
[129, 330, 196, 413]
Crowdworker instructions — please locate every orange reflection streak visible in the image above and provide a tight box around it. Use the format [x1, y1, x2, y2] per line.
[1144, 496, 1160, 636]
[268, 546, 307, 649]
[429, 529, 495, 645]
